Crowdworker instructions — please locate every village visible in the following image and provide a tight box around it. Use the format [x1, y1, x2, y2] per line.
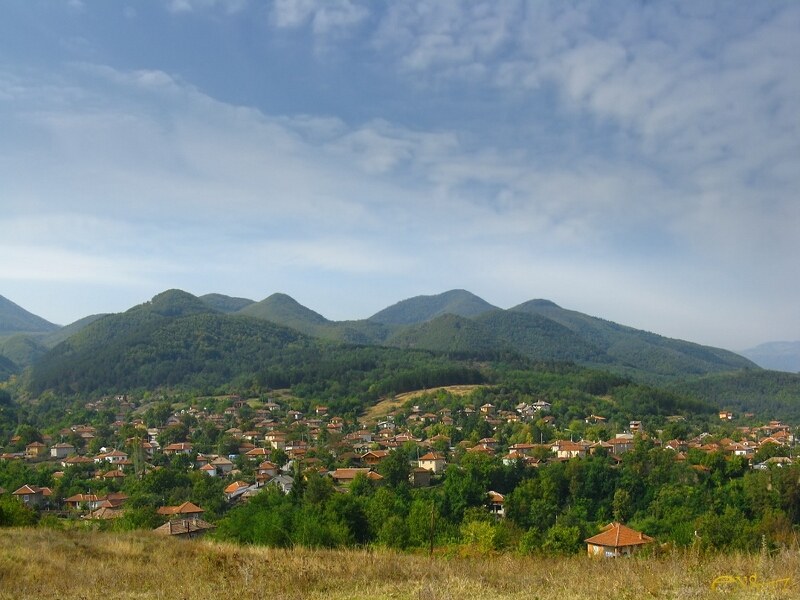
[1, 390, 797, 556]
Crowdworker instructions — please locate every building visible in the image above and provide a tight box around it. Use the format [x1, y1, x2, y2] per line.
[584, 522, 654, 557]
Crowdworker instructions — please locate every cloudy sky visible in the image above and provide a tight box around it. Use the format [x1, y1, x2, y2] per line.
[1, 1, 798, 350]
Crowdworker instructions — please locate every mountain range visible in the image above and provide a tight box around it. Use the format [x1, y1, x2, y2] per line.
[0, 289, 759, 390]
[740, 341, 800, 373]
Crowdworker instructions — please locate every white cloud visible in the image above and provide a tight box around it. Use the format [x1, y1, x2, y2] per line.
[271, 0, 368, 35]
[166, 0, 249, 14]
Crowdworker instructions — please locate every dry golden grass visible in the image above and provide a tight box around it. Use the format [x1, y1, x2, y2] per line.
[363, 385, 488, 422]
[0, 528, 797, 600]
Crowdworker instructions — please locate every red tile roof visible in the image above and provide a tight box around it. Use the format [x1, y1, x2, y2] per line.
[584, 522, 654, 548]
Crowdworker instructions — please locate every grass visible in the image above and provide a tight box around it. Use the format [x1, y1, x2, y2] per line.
[0, 528, 797, 599]
[363, 385, 488, 422]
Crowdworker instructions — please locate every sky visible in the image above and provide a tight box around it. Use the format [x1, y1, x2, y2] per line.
[1, 1, 798, 351]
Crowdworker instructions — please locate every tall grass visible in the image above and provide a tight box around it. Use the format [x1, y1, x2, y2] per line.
[0, 528, 796, 599]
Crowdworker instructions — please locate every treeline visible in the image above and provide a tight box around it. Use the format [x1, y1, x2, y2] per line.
[214, 445, 800, 554]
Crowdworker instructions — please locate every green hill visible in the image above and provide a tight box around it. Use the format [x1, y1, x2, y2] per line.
[667, 369, 800, 421]
[510, 299, 756, 380]
[369, 289, 498, 325]
[0, 334, 49, 371]
[25, 290, 484, 400]
[237, 293, 329, 335]
[386, 313, 511, 356]
[199, 293, 255, 314]
[474, 309, 612, 364]
[0, 353, 18, 379]
[0, 294, 58, 335]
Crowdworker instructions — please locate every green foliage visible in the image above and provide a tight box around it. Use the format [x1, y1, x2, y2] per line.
[0, 496, 38, 527]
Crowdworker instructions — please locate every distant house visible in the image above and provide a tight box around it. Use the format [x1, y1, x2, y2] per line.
[157, 501, 205, 520]
[163, 442, 193, 456]
[409, 467, 432, 488]
[584, 522, 654, 557]
[418, 452, 446, 474]
[50, 443, 75, 460]
[331, 468, 383, 486]
[25, 442, 47, 460]
[12, 485, 52, 507]
[487, 491, 505, 517]
[361, 450, 390, 467]
[153, 518, 215, 538]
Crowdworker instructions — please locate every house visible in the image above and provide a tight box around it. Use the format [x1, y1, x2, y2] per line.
[12, 485, 52, 507]
[50, 443, 75, 460]
[551, 440, 587, 459]
[153, 518, 215, 538]
[418, 452, 446, 474]
[25, 442, 47, 460]
[585, 522, 654, 557]
[331, 468, 383, 486]
[157, 501, 205, 520]
[223, 481, 251, 501]
[163, 442, 193, 456]
[409, 467, 432, 488]
[361, 450, 390, 467]
[487, 491, 505, 517]
[209, 456, 234, 476]
[94, 448, 129, 465]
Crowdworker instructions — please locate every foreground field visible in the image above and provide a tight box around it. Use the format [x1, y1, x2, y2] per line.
[0, 528, 797, 599]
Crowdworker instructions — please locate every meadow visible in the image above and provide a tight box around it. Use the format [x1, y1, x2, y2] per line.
[0, 527, 796, 599]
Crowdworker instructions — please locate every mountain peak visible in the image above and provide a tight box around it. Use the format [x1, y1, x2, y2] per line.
[137, 290, 213, 318]
[0, 294, 59, 335]
[237, 293, 329, 330]
[369, 290, 498, 325]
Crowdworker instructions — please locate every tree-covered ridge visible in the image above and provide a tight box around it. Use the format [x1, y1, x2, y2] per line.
[0, 294, 59, 336]
[369, 289, 499, 325]
[385, 313, 513, 357]
[237, 293, 330, 334]
[510, 299, 756, 378]
[668, 369, 800, 422]
[199, 293, 255, 314]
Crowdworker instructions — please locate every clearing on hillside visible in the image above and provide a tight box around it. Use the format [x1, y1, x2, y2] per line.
[362, 384, 487, 422]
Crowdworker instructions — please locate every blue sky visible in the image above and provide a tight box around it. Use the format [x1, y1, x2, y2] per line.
[1, 0, 798, 350]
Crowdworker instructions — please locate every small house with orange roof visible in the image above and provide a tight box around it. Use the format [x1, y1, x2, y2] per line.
[584, 522, 654, 557]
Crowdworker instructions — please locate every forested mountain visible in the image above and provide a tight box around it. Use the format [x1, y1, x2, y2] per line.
[25, 290, 484, 404]
[510, 299, 755, 380]
[237, 293, 330, 335]
[369, 289, 498, 325]
[199, 293, 254, 314]
[741, 341, 800, 373]
[40, 313, 108, 348]
[668, 369, 800, 422]
[8, 288, 769, 398]
[385, 313, 512, 356]
[0, 294, 58, 335]
[0, 334, 48, 372]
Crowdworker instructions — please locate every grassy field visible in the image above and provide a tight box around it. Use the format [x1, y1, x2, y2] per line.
[0, 528, 796, 599]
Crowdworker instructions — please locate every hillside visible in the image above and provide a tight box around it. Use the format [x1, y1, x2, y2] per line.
[40, 313, 108, 348]
[25, 290, 484, 400]
[667, 369, 800, 422]
[199, 293, 254, 313]
[1, 528, 790, 600]
[511, 300, 756, 380]
[0, 294, 58, 335]
[0, 334, 49, 371]
[369, 289, 498, 325]
[386, 313, 512, 356]
[741, 341, 800, 373]
[237, 293, 330, 335]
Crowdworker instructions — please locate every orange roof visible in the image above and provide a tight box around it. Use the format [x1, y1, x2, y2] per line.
[157, 501, 204, 516]
[224, 481, 250, 494]
[584, 522, 654, 548]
